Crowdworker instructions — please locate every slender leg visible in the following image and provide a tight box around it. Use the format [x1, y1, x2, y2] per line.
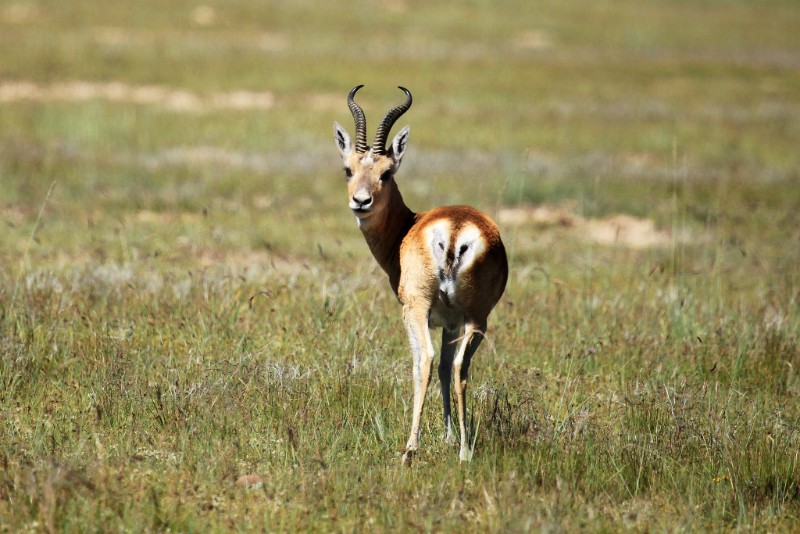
[439, 326, 460, 442]
[452, 320, 486, 462]
[401, 304, 435, 465]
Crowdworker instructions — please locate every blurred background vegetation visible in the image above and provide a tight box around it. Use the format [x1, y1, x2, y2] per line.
[1, 0, 798, 531]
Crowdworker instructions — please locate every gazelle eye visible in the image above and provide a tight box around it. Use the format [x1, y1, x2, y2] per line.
[344, 167, 353, 178]
[380, 171, 392, 182]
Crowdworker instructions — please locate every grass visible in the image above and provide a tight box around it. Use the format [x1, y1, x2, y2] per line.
[1, 0, 799, 531]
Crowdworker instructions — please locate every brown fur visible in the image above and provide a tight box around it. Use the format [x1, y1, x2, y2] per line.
[400, 206, 507, 320]
[334, 95, 508, 463]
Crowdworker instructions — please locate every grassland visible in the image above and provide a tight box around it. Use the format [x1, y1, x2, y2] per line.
[1, 0, 799, 531]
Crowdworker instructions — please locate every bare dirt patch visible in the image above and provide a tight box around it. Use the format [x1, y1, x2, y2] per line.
[498, 204, 675, 249]
[0, 81, 275, 112]
[583, 215, 671, 249]
[1, 3, 39, 24]
[91, 27, 288, 53]
[513, 30, 554, 51]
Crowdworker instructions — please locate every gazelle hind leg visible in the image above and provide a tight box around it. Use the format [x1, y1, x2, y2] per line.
[452, 320, 486, 462]
[439, 326, 460, 443]
[401, 304, 435, 465]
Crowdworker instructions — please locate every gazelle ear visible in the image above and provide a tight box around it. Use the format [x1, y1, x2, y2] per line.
[334, 122, 353, 159]
[390, 125, 410, 170]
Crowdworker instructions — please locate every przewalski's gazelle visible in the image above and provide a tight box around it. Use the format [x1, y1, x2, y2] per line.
[334, 85, 508, 464]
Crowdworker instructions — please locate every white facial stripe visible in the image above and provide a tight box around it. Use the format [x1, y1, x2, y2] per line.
[360, 152, 374, 164]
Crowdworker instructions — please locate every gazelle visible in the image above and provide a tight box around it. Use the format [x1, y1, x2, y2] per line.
[333, 85, 508, 464]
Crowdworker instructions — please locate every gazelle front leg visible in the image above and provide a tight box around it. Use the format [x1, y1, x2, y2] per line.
[401, 303, 435, 465]
[452, 320, 486, 462]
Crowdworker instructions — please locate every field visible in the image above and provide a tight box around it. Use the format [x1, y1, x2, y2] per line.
[1, 0, 799, 531]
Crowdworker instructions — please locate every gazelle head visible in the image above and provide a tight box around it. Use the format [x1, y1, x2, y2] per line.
[334, 85, 412, 225]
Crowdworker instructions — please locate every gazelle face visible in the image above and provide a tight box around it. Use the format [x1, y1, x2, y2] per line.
[334, 123, 409, 224]
[343, 149, 395, 220]
[334, 85, 413, 226]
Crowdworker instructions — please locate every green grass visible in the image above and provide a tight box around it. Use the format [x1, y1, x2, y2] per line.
[1, 0, 799, 531]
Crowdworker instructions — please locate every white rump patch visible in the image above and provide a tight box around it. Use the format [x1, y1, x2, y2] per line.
[426, 220, 452, 266]
[452, 225, 485, 272]
[425, 220, 488, 308]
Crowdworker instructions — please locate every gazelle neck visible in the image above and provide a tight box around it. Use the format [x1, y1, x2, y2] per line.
[359, 184, 416, 296]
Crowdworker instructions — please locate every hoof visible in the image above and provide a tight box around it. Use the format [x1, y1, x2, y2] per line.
[459, 447, 473, 463]
[401, 449, 416, 466]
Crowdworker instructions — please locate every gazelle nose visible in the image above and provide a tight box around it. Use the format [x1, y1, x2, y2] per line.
[352, 194, 372, 209]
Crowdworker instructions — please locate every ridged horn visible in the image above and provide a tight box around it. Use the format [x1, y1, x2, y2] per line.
[372, 86, 412, 156]
[347, 85, 368, 154]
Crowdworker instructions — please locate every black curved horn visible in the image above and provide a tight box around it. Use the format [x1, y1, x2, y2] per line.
[372, 86, 412, 155]
[347, 85, 369, 154]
